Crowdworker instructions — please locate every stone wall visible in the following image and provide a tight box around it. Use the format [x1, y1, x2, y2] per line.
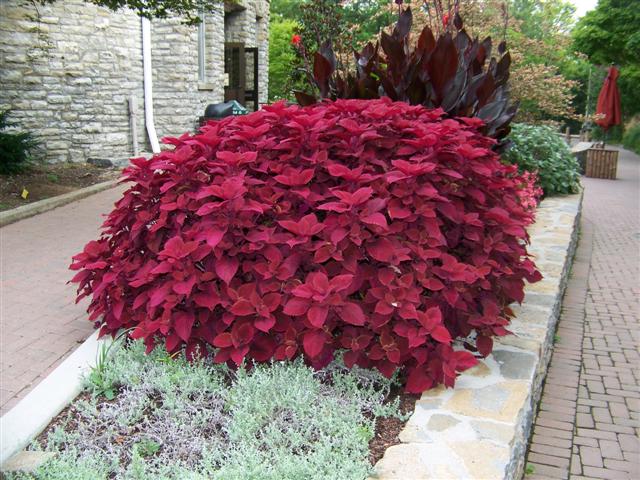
[0, 0, 146, 163]
[224, 0, 270, 108]
[0, 0, 269, 164]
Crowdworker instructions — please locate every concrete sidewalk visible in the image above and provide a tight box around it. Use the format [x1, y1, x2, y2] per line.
[0, 185, 126, 414]
[527, 146, 640, 479]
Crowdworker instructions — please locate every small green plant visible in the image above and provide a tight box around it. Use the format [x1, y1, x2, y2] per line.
[525, 463, 535, 475]
[554, 334, 561, 344]
[133, 439, 161, 458]
[46, 173, 59, 183]
[0, 110, 39, 175]
[86, 329, 132, 400]
[502, 123, 581, 196]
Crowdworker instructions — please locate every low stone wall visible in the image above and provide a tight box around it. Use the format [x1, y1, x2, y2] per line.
[371, 193, 583, 480]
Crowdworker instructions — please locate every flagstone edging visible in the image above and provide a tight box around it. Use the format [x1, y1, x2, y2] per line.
[370, 192, 583, 480]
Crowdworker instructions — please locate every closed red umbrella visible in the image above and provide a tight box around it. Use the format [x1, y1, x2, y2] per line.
[595, 66, 621, 143]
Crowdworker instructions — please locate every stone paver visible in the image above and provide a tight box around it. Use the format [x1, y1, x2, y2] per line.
[526, 146, 640, 479]
[0, 185, 126, 415]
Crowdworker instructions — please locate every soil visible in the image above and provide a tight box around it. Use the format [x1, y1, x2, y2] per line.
[368, 386, 420, 465]
[0, 162, 121, 212]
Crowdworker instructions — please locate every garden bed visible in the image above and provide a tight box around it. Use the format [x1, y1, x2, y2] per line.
[0, 163, 120, 212]
[1, 193, 582, 479]
[4, 341, 417, 479]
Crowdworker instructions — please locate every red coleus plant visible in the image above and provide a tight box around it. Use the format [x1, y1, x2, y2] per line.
[71, 98, 541, 393]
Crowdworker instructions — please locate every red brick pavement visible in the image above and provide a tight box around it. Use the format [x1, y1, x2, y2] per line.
[526, 146, 640, 479]
[0, 185, 126, 415]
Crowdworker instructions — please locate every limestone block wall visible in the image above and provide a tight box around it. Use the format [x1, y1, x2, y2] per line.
[224, 0, 270, 107]
[0, 0, 269, 164]
[0, 0, 146, 163]
[150, 6, 225, 138]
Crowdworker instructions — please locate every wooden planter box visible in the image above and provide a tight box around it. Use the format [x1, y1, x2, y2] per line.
[585, 148, 618, 179]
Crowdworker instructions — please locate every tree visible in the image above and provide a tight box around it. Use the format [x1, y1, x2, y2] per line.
[38, 0, 230, 24]
[573, 0, 640, 67]
[268, 18, 302, 101]
[572, 0, 640, 119]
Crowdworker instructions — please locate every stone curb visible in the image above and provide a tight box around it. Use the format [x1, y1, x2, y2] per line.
[370, 192, 583, 480]
[0, 179, 119, 228]
[0, 331, 112, 467]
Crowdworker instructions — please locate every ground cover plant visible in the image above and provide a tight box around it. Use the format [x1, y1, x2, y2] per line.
[9, 340, 404, 479]
[71, 98, 541, 395]
[502, 123, 581, 196]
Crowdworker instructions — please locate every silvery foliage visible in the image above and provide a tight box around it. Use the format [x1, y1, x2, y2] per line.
[8, 341, 402, 480]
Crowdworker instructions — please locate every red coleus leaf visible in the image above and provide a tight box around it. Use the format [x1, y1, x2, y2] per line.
[339, 302, 366, 326]
[406, 367, 434, 394]
[307, 305, 329, 328]
[174, 311, 195, 342]
[160, 236, 199, 259]
[215, 257, 239, 284]
[71, 98, 539, 395]
[361, 212, 389, 230]
[366, 238, 395, 262]
[476, 335, 493, 357]
[303, 330, 327, 358]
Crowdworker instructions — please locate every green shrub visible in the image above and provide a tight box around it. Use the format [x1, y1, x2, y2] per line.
[0, 110, 38, 175]
[268, 17, 302, 102]
[622, 119, 640, 154]
[502, 123, 581, 196]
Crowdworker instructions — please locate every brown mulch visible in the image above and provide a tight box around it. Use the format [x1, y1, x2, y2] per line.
[0, 163, 121, 212]
[368, 386, 420, 465]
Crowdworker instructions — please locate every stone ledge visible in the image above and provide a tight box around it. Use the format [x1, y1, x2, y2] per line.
[370, 192, 583, 480]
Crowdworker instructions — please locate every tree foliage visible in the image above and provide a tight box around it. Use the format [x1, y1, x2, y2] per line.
[38, 0, 229, 24]
[573, 0, 640, 67]
[268, 18, 302, 101]
[572, 0, 640, 119]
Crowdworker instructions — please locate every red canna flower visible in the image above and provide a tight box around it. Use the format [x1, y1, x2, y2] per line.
[291, 34, 301, 46]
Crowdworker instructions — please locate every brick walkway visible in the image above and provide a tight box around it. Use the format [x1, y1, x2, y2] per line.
[527, 147, 640, 479]
[0, 185, 125, 415]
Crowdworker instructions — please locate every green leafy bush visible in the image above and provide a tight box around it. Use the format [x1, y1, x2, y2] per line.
[0, 110, 38, 175]
[622, 118, 640, 154]
[502, 123, 581, 196]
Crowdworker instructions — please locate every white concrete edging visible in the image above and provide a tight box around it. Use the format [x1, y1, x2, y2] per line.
[0, 180, 119, 228]
[371, 193, 583, 480]
[0, 331, 112, 465]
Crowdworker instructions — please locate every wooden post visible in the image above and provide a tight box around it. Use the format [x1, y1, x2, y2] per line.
[128, 96, 139, 156]
[565, 127, 571, 145]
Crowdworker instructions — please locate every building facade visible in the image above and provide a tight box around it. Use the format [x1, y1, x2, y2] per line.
[0, 0, 270, 163]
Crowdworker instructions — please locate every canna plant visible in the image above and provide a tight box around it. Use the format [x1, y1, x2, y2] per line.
[295, 4, 517, 145]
